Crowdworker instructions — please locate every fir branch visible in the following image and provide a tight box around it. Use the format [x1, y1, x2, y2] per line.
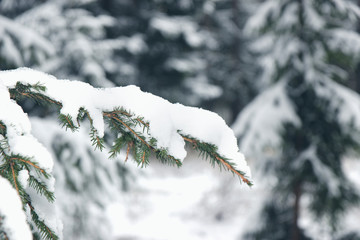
[90, 128, 105, 151]
[9, 82, 61, 107]
[105, 112, 181, 166]
[28, 203, 58, 240]
[58, 114, 78, 132]
[10, 157, 45, 174]
[182, 135, 252, 186]
[104, 112, 151, 149]
[28, 176, 55, 203]
[9, 155, 51, 179]
[109, 133, 132, 159]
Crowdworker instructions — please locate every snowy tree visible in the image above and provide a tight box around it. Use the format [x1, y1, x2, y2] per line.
[233, 0, 360, 239]
[0, 68, 251, 240]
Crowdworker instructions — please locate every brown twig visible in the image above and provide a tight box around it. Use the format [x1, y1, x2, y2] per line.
[142, 152, 146, 165]
[10, 162, 19, 194]
[182, 136, 250, 185]
[125, 142, 132, 162]
[11, 157, 45, 173]
[214, 155, 251, 185]
[64, 116, 74, 128]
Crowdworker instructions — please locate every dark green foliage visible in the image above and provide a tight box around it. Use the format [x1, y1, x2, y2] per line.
[90, 128, 105, 151]
[103, 109, 182, 167]
[58, 114, 78, 132]
[9, 82, 60, 107]
[28, 176, 55, 203]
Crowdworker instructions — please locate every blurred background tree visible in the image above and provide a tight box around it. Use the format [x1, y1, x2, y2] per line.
[234, 0, 360, 239]
[1, 0, 360, 239]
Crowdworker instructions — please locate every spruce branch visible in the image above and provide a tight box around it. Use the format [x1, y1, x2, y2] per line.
[2, 72, 252, 240]
[0, 145, 58, 239]
[27, 203, 58, 240]
[182, 135, 252, 186]
[28, 176, 55, 203]
[11, 157, 45, 174]
[103, 112, 151, 149]
[104, 111, 182, 167]
[9, 82, 61, 106]
[90, 128, 105, 151]
[58, 114, 78, 132]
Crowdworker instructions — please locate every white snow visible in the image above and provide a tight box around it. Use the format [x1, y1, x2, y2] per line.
[106, 157, 260, 240]
[0, 68, 251, 179]
[327, 28, 360, 56]
[0, 177, 32, 240]
[0, 71, 62, 238]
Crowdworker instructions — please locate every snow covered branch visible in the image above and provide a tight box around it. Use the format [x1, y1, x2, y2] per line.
[0, 68, 251, 239]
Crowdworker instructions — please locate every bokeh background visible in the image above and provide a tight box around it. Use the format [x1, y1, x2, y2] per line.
[1, 0, 360, 239]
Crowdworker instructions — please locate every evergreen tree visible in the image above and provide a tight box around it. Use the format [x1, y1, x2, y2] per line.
[233, 0, 360, 239]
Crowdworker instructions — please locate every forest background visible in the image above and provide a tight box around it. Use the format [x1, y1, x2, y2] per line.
[1, 0, 360, 239]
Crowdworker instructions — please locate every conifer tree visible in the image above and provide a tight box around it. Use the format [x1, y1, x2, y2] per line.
[233, 0, 360, 239]
[0, 68, 251, 240]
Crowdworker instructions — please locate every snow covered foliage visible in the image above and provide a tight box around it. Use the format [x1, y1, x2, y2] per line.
[0, 16, 54, 69]
[0, 68, 251, 239]
[235, 0, 360, 239]
[0, 176, 32, 240]
[30, 117, 133, 240]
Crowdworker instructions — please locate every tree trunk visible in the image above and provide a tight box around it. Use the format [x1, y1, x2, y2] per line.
[291, 183, 302, 240]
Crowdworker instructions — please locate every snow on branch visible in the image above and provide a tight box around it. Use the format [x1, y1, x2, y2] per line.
[0, 176, 32, 240]
[0, 67, 251, 239]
